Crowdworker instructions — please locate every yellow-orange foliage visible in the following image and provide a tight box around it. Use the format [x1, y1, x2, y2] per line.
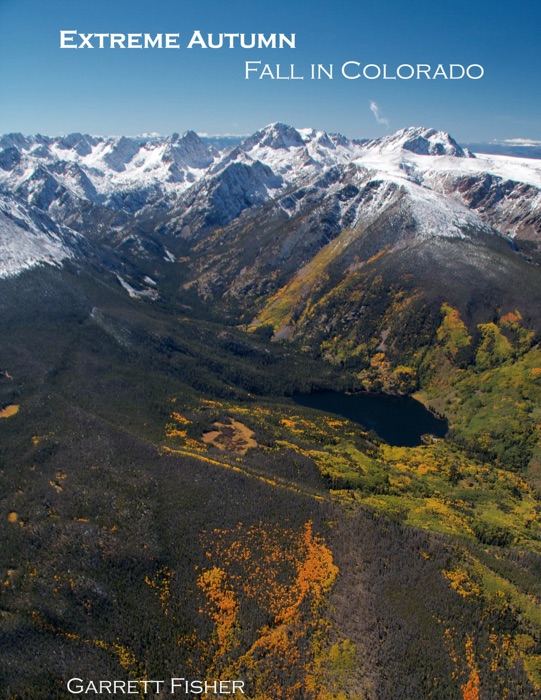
[443, 568, 481, 599]
[171, 411, 191, 424]
[500, 310, 521, 325]
[0, 404, 19, 419]
[277, 521, 338, 624]
[437, 303, 471, 358]
[30, 610, 145, 681]
[462, 670, 481, 700]
[165, 428, 187, 439]
[197, 567, 239, 656]
[145, 566, 173, 615]
[461, 636, 481, 700]
[193, 521, 339, 699]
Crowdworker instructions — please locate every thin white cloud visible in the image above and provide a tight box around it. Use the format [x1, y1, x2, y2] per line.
[370, 100, 389, 128]
[499, 138, 541, 146]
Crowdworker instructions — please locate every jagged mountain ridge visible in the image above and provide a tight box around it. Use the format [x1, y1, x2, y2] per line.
[1, 123, 540, 256]
[1, 123, 541, 353]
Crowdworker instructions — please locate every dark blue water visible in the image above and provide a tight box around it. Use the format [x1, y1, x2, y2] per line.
[292, 391, 448, 447]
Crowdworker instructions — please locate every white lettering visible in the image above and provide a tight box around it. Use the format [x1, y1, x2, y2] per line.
[316, 64, 333, 79]
[258, 34, 277, 48]
[223, 33, 240, 48]
[290, 64, 304, 79]
[67, 678, 84, 693]
[187, 30, 206, 48]
[466, 64, 484, 79]
[140, 680, 165, 692]
[260, 64, 275, 79]
[397, 64, 414, 79]
[279, 33, 296, 48]
[245, 60, 261, 78]
[60, 30, 78, 49]
[144, 34, 163, 48]
[240, 34, 256, 49]
[94, 33, 109, 48]
[363, 64, 381, 79]
[128, 33, 143, 49]
[78, 33, 94, 49]
[57, 30, 294, 51]
[165, 33, 180, 49]
[110, 33, 126, 49]
[342, 61, 361, 79]
[433, 64, 449, 79]
[449, 64, 464, 79]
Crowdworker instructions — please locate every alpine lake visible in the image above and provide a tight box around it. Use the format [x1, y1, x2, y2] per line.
[292, 390, 448, 447]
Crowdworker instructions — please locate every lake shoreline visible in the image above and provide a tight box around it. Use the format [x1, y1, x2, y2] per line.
[291, 389, 448, 448]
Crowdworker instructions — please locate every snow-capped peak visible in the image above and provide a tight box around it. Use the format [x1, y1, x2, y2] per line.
[164, 131, 214, 169]
[240, 123, 306, 151]
[364, 127, 474, 158]
[230, 123, 361, 182]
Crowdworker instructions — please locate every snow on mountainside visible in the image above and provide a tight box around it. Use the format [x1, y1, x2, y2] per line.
[0, 123, 540, 279]
[212, 124, 541, 241]
[0, 198, 79, 278]
[0, 130, 218, 210]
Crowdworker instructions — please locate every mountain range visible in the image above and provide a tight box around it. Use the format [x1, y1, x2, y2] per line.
[2, 122, 541, 364]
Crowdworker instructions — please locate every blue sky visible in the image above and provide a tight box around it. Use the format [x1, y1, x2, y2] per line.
[0, 0, 539, 142]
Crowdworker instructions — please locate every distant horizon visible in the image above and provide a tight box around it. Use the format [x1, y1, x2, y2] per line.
[2, 123, 541, 151]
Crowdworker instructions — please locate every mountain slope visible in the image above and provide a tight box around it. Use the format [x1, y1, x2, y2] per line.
[2, 124, 541, 699]
[2, 123, 541, 368]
